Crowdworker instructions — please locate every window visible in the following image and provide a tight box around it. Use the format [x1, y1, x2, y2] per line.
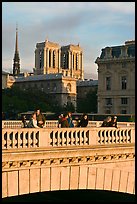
[106, 76, 111, 90]
[121, 97, 128, 105]
[76, 53, 78, 70]
[62, 52, 68, 69]
[105, 98, 112, 105]
[121, 109, 127, 114]
[49, 50, 51, 67]
[121, 76, 127, 90]
[105, 109, 111, 114]
[39, 50, 42, 68]
[73, 54, 75, 69]
[53, 51, 56, 68]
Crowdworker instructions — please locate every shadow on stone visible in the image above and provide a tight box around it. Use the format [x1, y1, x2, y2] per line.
[2, 189, 135, 202]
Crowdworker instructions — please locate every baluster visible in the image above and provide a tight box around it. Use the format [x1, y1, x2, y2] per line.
[127, 130, 131, 143]
[120, 130, 123, 143]
[12, 131, 15, 148]
[79, 131, 83, 145]
[56, 131, 59, 146]
[107, 130, 111, 144]
[7, 132, 11, 149]
[52, 131, 55, 146]
[33, 131, 37, 147]
[101, 130, 105, 144]
[123, 129, 127, 143]
[66, 131, 70, 145]
[116, 129, 120, 143]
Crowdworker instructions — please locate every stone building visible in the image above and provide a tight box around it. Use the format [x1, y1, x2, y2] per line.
[95, 40, 135, 114]
[77, 79, 98, 100]
[13, 73, 77, 110]
[2, 71, 15, 89]
[34, 39, 84, 80]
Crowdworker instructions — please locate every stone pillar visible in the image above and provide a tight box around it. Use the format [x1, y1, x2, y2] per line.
[55, 50, 57, 68]
[58, 49, 61, 72]
[44, 48, 47, 74]
[50, 50, 53, 68]
[71, 52, 73, 77]
[80, 52, 84, 80]
[78, 52, 80, 70]
[120, 46, 128, 57]
[46, 48, 49, 73]
[68, 51, 71, 70]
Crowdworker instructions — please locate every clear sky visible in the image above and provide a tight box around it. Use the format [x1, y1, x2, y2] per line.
[2, 2, 135, 79]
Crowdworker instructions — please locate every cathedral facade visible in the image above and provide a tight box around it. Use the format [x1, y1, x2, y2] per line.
[34, 39, 84, 80]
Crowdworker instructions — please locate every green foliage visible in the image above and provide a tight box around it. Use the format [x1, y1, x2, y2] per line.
[2, 87, 58, 117]
[77, 89, 97, 113]
[63, 102, 75, 112]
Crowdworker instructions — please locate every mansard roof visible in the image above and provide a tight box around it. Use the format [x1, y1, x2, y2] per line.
[100, 41, 135, 59]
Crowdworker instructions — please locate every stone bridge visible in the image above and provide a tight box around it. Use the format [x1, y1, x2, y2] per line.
[2, 125, 135, 198]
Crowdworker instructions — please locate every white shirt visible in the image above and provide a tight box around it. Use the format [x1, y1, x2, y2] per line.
[32, 119, 39, 128]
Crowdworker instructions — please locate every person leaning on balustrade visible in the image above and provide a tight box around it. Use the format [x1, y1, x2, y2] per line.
[77, 113, 88, 127]
[27, 112, 39, 128]
[36, 108, 46, 128]
[21, 115, 28, 128]
[109, 116, 118, 128]
[101, 116, 112, 127]
[60, 113, 69, 128]
[67, 112, 74, 127]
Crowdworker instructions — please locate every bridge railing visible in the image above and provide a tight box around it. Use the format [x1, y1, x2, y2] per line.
[2, 127, 135, 150]
[2, 120, 135, 129]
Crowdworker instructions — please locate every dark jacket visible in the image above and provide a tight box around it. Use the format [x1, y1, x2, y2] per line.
[36, 113, 45, 128]
[77, 118, 88, 127]
[101, 121, 111, 127]
[109, 121, 117, 128]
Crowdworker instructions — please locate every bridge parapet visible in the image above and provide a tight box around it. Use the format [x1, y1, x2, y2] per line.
[2, 126, 135, 198]
[2, 127, 135, 150]
[2, 120, 135, 128]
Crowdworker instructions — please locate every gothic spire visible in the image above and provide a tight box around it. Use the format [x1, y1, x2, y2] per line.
[15, 23, 18, 52]
[13, 24, 20, 76]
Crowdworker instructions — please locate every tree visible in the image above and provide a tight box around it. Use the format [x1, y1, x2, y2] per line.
[77, 89, 97, 113]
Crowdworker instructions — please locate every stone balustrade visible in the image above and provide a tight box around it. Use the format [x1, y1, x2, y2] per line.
[2, 120, 135, 129]
[2, 127, 135, 150]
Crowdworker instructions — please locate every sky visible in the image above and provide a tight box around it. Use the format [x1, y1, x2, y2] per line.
[2, 2, 135, 80]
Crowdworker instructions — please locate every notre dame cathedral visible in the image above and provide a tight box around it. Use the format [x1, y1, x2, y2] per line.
[34, 39, 84, 80]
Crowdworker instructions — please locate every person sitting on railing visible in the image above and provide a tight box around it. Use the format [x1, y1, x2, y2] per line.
[21, 115, 28, 128]
[58, 113, 64, 128]
[61, 113, 69, 128]
[101, 116, 112, 127]
[109, 116, 118, 128]
[77, 113, 88, 127]
[67, 112, 74, 127]
[36, 108, 46, 128]
[75, 116, 80, 127]
[27, 112, 39, 128]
